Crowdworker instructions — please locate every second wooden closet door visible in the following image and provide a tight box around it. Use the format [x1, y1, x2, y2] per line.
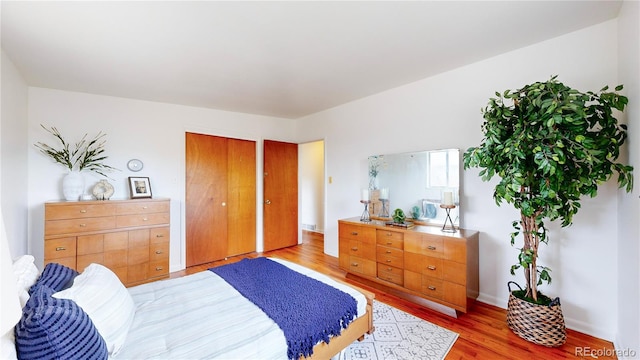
[185, 132, 256, 267]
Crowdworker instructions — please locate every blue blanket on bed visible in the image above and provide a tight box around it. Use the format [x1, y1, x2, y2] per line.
[210, 257, 357, 360]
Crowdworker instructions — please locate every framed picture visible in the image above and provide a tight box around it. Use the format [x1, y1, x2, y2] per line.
[128, 177, 152, 199]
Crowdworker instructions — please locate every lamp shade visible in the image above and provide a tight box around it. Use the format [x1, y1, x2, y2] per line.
[0, 208, 22, 336]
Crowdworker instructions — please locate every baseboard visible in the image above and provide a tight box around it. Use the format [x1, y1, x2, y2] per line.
[302, 229, 324, 234]
[476, 293, 506, 309]
[564, 317, 614, 343]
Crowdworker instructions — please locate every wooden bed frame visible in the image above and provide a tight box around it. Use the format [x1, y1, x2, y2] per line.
[306, 283, 375, 359]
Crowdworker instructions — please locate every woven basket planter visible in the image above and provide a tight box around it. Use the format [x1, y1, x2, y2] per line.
[506, 282, 567, 347]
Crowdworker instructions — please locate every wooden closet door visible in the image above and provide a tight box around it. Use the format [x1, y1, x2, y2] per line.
[185, 133, 229, 266]
[226, 138, 256, 257]
[263, 140, 298, 251]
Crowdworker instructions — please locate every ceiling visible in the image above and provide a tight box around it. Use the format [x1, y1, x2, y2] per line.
[1, 1, 623, 119]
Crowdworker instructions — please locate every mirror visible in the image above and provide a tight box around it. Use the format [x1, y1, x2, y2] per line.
[367, 148, 460, 226]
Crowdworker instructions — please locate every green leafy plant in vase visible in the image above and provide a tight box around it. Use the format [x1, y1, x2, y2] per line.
[35, 125, 118, 201]
[463, 76, 633, 346]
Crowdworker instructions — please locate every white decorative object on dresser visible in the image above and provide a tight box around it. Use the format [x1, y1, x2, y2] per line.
[91, 179, 115, 200]
[43, 198, 170, 286]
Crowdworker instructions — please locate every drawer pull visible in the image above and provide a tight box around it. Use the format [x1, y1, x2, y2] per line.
[351, 247, 358, 251]
[428, 286, 437, 291]
[385, 250, 391, 254]
[143, 206, 148, 209]
[80, 209, 87, 213]
[55, 247, 66, 251]
[427, 265, 436, 270]
[387, 267, 393, 271]
[351, 263, 359, 267]
[155, 250, 162, 254]
[155, 267, 163, 271]
[386, 259, 392, 263]
[386, 242, 393, 245]
[427, 246, 436, 250]
[79, 223, 87, 227]
[351, 231, 358, 236]
[156, 234, 164, 238]
[143, 218, 148, 221]
[386, 232, 392, 236]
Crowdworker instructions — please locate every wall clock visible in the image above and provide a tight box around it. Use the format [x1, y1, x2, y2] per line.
[127, 159, 144, 172]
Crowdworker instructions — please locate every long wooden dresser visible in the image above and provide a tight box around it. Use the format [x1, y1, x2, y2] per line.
[44, 198, 170, 287]
[339, 217, 479, 313]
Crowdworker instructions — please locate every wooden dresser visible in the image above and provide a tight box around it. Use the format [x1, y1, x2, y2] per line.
[339, 217, 479, 313]
[44, 198, 170, 287]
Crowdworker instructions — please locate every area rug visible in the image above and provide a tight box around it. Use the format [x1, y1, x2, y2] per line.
[339, 300, 458, 360]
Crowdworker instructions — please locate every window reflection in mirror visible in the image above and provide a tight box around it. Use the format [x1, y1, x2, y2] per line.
[368, 149, 460, 226]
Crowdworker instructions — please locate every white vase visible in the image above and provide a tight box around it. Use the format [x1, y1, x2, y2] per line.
[62, 171, 85, 201]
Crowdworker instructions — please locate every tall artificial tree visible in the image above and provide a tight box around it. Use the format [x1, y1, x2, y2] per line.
[463, 76, 633, 303]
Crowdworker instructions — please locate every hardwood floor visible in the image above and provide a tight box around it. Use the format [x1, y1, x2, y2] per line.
[171, 230, 618, 359]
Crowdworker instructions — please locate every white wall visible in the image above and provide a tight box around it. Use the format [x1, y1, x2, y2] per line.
[299, 140, 325, 233]
[297, 20, 625, 341]
[616, 1, 640, 357]
[0, 50, 28, 258]
[26, 88, 296, 271]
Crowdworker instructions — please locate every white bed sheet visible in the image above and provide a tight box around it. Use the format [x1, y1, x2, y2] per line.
[112, 258, 366, 360]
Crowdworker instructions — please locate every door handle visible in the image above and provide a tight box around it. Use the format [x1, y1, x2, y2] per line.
[265, 199, 271, 205]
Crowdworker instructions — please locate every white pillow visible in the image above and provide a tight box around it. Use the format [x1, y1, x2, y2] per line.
[11, 255, 38, 308]
[53, 263, 135, 355]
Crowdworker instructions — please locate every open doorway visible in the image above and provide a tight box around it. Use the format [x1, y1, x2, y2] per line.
[299, 140, 325, 245]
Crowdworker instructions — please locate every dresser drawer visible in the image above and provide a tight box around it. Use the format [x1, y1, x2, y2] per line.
[377, 264, 403, 286]
[150, 242, 169, 262]
[339, 223, 376, 244]
[45, 237, 77, 260]
[116, 201, 170, 215]
[116, 212, 170, 228]
[45, 203, 117, 220]
[422, 277, 444, 300]
[376, 246, 404, 268]
[404, 233, 443, 258]
[347, 256, 376, 277]
[149, 259, 169, 277]
[45, 216, 116, 236]
[345, 239, 376, 260]
[150, 227, 170, 244]
[404, 252, 443, 278]
[376, 229, 404, 249]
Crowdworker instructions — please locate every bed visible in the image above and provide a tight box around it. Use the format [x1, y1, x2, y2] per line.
[7, 255, 374, 360]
